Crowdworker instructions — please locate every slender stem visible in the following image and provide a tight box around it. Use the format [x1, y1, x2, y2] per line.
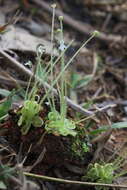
[40, 32, 96, 104]
[43, 40, 73, 79]
[0, 46, 93, 115]
[0, 114, 8, 121]
[23, 172, 127, 189]
[39, 40, 73, 106]
[59, 17, 66, 120]
[28, 57, 41, 100]
[75, 104, 114, 124]
[24, 74, 32, 100]
[50, 5, 56, 111]
[37, 131, 47, 145]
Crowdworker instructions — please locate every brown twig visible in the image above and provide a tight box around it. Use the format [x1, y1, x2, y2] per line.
[31, 0, 124, 44]
[0, 75, 31, 88]
[24, 171, 127, 189]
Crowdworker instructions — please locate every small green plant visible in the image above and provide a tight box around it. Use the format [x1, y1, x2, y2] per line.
[71, 138, 90, 158]
[44, 13, 77, 137]
[38, 8, 98, 137]
[18, 99, 43, 135]
[84, 163, 114, 190]
[45, 111, 76, 136]
[17, 4, 99, 137]
[70, 125, 91, 158]
[35, 4, 98, 138]
[83, 158, 127, 190]
[17, 44, 46, 135]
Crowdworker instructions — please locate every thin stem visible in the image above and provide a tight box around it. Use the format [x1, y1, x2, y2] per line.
[40, 32, 97, 104]
[39, 40, 74, 106]
[23, 172, 127, 189]
[25, 67, 34, 100]
[28, 57, 41, 100]
[59, 17, 66, 120]
[43, 40, 73, 79]
[50, 4, 56, 111]
[37, 131, 47, 145]
[75, 104, 114, 124]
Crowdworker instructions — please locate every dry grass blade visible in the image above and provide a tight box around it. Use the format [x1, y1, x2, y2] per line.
[25, 147, 46, 172]
[24, 171, 127, 189]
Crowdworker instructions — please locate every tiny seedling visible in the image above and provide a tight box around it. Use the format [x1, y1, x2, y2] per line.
[44, 13, 77, 137]
[71, 139, 90, 158]
[45, 111, 77, 136]
[17, 4, 99, 137]
[84, 163, 114, 190]
[70, 125, 91, 158]
[18, 99, 43, 135]
[41, 9, 99, 137]
[83, 156, 127, 190]
[17, 44, 46, 135]
[86, 163, 115, 183]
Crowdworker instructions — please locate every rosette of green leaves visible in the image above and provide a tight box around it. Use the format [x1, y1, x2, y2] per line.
[45, 111, 77, 136]
[84, 163, 114, 190]
[18, 100, 43, 135]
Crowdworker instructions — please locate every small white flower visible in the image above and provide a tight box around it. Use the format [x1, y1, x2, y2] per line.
[36, 44, 46, 57]
[59, 40, 67, 51]
[24, 60, 32, 68]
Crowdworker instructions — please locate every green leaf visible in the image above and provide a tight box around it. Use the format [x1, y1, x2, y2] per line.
[70, 73, 93, 89]
[70, 73, 81, 89]
[0, 181, 7, 189]
[18, 100, 42, 135]
[89, 127, 108, 135]
[99, 121, 127, 130]
[89, 121, 127, 136]
[111, 121, 127, 129]
[45, 111, 77, 136]
[76, 74, 93, 88]
[33, 116, 43, 127]
[0, 88, 24, 101]
[84, 163, 114, 186]
[0, 89, 10, 97]
[82, 99, 94, 109]
[18, 115, 23, 126]
[0, 94, 13, 118]
[36, 62, 46, 80]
